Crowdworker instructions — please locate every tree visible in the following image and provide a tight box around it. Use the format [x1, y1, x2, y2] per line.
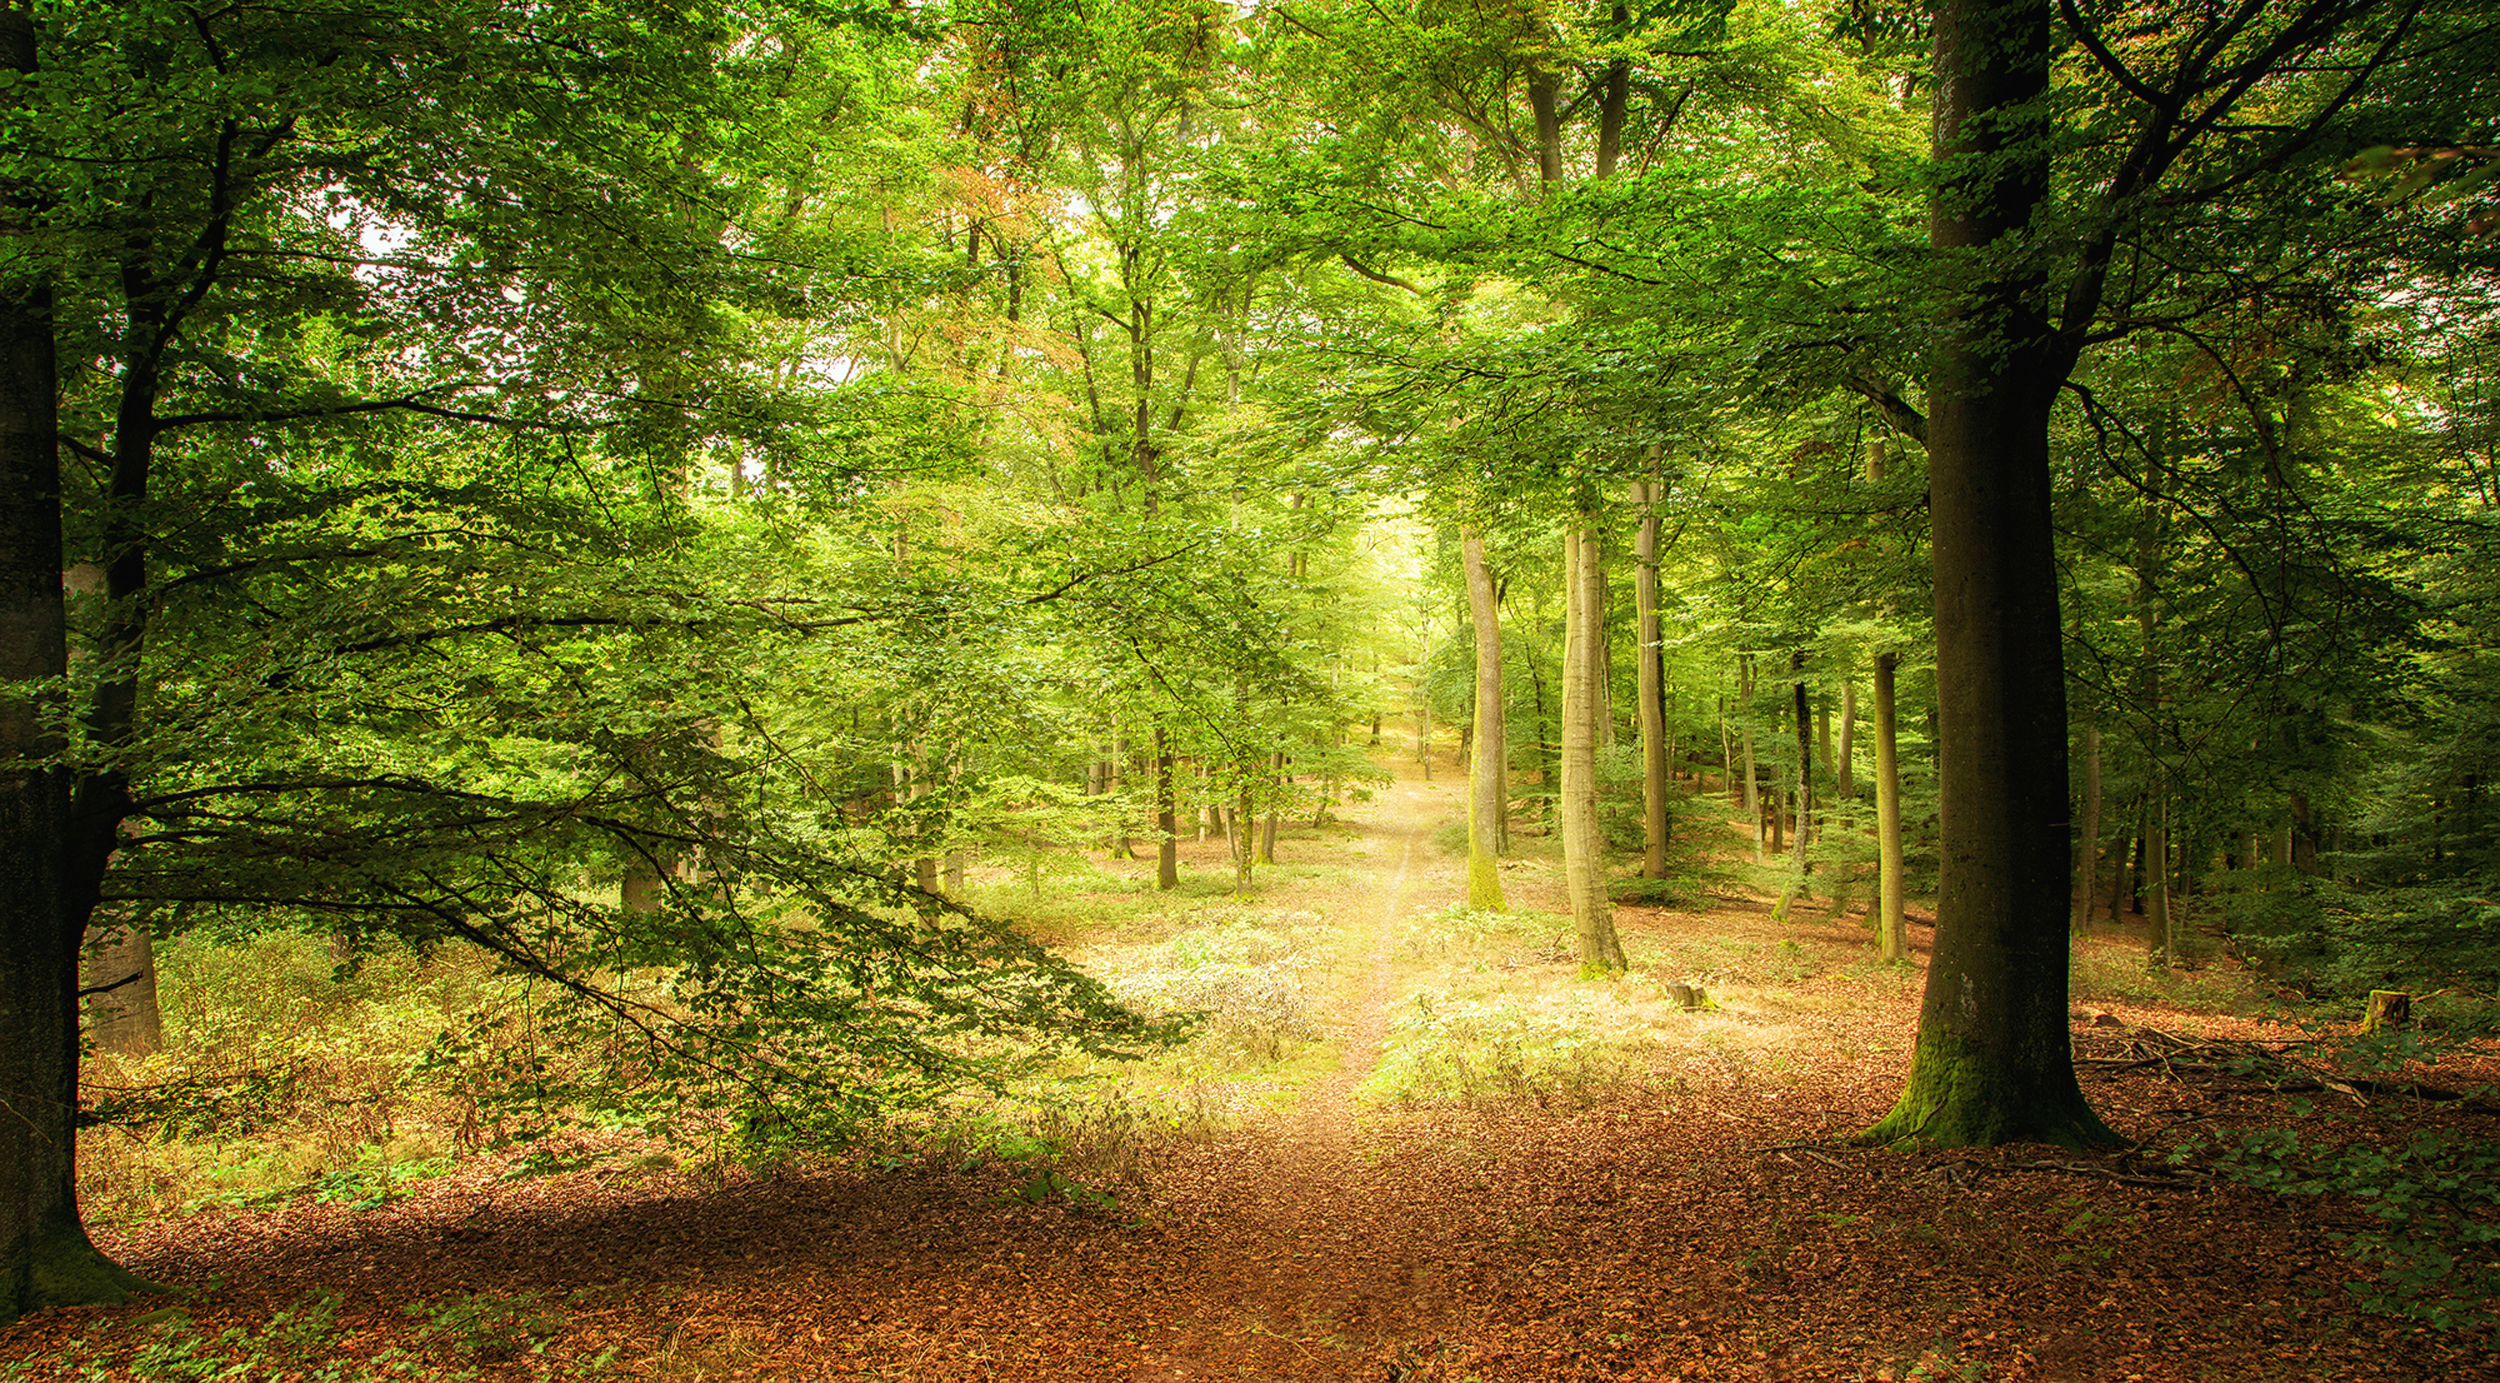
[1461, 528, 1509, 909]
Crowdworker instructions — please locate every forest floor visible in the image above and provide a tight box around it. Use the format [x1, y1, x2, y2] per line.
[8, 751, 2500, 1383]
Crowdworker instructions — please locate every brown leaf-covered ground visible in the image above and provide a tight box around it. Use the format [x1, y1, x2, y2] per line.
[8, 757, 2497, 1381]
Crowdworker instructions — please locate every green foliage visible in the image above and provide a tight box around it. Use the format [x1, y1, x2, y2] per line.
[1357, 991, 1662, 1109]
[0, 1291, 530, 1383]
[406, 1291, 567, 1366]
[1102, 907, 1319, 1063]
[2219, 873, 2500, 997]
[2186, 1126, 2500, 1331]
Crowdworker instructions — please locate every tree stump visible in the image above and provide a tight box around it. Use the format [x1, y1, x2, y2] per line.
[2364, 990, 2411, 1033]
[1664, 982, 1708, 1011]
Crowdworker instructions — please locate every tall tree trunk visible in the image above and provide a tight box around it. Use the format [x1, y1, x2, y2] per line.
[2074, 722, 2102, 931]
[1792, 653, 1814, 867]
[1, 9, 156, 1311]
[1462, 529, 1508, 910]
[1155, 725, 1178, 891]
[2145, 795, 2173, 969]
[1635, 477, 1670, 879]
[1836, 682, 1856, 800]
[1261, 751, 1283, 865]
[1739, 655, 1762, 862]
[1874, 652, 1906, 963]
[1560, 525, 1625, 972]
[1863, 0, 2113, 1149]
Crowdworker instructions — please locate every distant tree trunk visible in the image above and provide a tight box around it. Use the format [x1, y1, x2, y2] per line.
[1874, 651, 1906, 962]
[1792, 653, 1814, 867]
[1462, 529, 1508, 910]
[1739, 655, 1761, 861]
[2075, 721, 2102, 930]
[1155, 725, 1178, 891]
[1560, 525, 1625, 972]
[2145, 795, 2173, 969]
[1260, 752, 1283, 866]
[1636, 476, 1670, 879]
[1233, 775, 1253, 892]
[1835, 682, 1856, 800]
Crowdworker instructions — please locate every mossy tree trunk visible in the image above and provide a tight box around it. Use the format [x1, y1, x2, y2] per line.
[1861, 0, 2115, 1150]
[1635, 475, 1670, 879]
[1560, 524, 1625, 973]
[1462, 529, 1508, 910]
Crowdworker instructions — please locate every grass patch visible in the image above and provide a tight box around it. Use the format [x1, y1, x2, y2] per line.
[1356, 989, 1675, 1110]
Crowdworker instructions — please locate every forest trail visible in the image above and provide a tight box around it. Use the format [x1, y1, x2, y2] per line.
[1126, 759, 1474, 1382]
[24, 746, 2499, 1383]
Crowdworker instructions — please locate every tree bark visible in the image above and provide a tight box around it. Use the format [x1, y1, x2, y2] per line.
[0, 11, 158, 1314]
[1560, 525, 1625, 972]
[1462, 529, 1508, 910]
[1873, 652, 1906, 963]
[2074, 721, 2102, 930]
[1739, 655, 1761, 862]
[1836, 682, 1856, 800]
[81, 925, 162, 1058]
[1862, 0, 2114, 1149]
[1636, 478, 1670, 879]
[1155, 725, 1178, 890]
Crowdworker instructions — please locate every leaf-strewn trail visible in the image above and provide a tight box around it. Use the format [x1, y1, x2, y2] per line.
[9, 757, 2496, 1382]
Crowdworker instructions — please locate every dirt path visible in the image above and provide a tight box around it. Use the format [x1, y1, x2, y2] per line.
[1129, 764, 1473, 1381]
[25, 749, 2499, 1383]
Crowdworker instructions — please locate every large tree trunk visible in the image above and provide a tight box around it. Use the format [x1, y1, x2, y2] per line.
[1, 11, 156, 1312]
[1461, 529, 1508, 910]
[1635, 478, 1670, 879]
[1560, 525, 1625, 973]
[1862, 0, 2113, 1150]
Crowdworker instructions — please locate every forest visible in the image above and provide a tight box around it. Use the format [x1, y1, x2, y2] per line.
[3, 0, 2498, 1378]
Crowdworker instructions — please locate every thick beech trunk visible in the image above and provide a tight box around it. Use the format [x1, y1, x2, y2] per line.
[1, 11, 156, 1308]
[1461, 530, 1508, 910]
[1560, 526, 1625, 973]
[1862, 0, 2113, 1149]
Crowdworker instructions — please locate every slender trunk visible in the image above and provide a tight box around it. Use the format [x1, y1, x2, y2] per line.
[1874, 652, 1906, 962]
[1739, 655, 1761, 861]
[1462, 529, 1508, 909]
[1792, 654, 1814, 867]
[2145, 795, 2173, 968]
[1260, 752, 1282, 866]
[1560, 526, 1625, 972]
[2075, 722, 2102, 930]
[1155, 725, 1178, 890]
[1635, 477, 1669, 879]
[1233, 775, 1253, 892]
[1836, 683, 1856, 800]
